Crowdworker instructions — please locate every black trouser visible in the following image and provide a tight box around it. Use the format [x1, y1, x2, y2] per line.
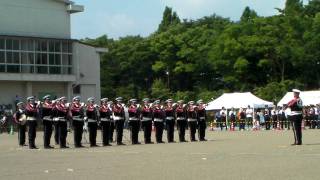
[73, 120, 84, 147]
[177, 120, 187, 142]
[43, 120, 53, 147]
[239, 119, 246, 130]
[166, 120, 175, 142]
[129, 120, 140, 144]
[141, 120, 152, 143]
[311, 115, 317, 129]
[188, 121, 197, 141]
[284, 117, 290, 129]
[18, 124, 26, 146]
[290, 114, 303, 144]
[58, 121, 68, 148]
[220, 117, 227, 130]
[272, 115, 277, 129]
[88, 122, 98, 146]
[101, 121, 111, 145]
[154, 121, 164, 143]
[27, 120, 37, 148]
[246, 117, 253, 129]
[115, 120, 124, 144]
[198, 120, 206, 140]
[230, 119, 236, 129]
[265, 117, 271, 130]
[109, 121, 115, 142]
[54, 121, 59, 144]
[279, 116, 284, 129]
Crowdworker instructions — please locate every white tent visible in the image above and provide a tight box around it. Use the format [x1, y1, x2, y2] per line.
[277, 90, 320, 107]
[206, 92, 274, 110]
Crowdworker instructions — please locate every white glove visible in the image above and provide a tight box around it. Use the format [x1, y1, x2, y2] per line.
[83, 122, 88, 131]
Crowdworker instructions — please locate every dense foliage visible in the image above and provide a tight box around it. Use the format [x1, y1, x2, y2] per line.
[83, 1, 320, 103]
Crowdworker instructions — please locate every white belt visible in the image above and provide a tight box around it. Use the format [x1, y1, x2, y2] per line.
[199, 117, 205, 120]
[188, 118, 197, 122]
[87, 119, 97, 122]
[113, 116, 124, 121]
[73, 117, 83, 121]
[177, 117, 185, 120]
[129, 117, 139, 121]
[166, 117, 174, 120]
[291, 111, 302, 114]
[43, 116, 52, 121]
[154, 118, 163, 122]
[57, 117, 66, 122]
[27, 117, 36, 121]
[100, 118, 110, 122]
[142, 117, 152, 121]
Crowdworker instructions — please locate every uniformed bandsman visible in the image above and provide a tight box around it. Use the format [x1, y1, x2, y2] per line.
[264, 106, 271, 130]
[271, 107, 278, 130]
[287, 89, 303, 145]
[53, 97, 60, 145]
[187, 101, 197, 142]
[41, 95, 54, 149]
[53, 97, 69, 148]
[112, 97, 126, 145]
[107, 101, 115, 142]
[175, 100, 187, 142]
[140, 98, 153, 144]
[25, 96, 39, 149]
[128, 99, 141, 145]
[153, 100, 165, 143]
[164, 99, 175, 143]
[197, 100, 207, 141]
[14, 102, 27, 147]
[85, 97, 98, 147]
[99, 98, 112, 146]
[70, 96, 85, 148]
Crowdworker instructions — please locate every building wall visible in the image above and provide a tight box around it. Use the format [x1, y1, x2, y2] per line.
[0, 81, 67, 105]
[0, 0, 71, 39]
[73, 42, 101, 101]
[0, 81, 25, 105]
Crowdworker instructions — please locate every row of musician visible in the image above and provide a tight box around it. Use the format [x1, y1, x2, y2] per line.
[15, 95, 207, 149]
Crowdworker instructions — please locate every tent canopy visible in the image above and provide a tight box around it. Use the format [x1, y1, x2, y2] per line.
[206, 92, 274, 110]
[277, 90, 320, 107]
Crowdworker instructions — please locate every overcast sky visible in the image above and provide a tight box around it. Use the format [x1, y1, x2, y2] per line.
[70, 0, 307, 39]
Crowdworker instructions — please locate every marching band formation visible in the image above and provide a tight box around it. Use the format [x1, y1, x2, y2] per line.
[14, 95, 208, 149]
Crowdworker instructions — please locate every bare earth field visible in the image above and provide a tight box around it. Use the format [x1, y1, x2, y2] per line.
[0, 129, 319, 180]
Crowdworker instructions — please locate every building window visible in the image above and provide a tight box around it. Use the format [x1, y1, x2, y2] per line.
[55, 42, 61, 52]
[7, 64, 20, 73]
[36, 53, 47, 65]
[21, 39, 34, 51]
[21, 52, 34, 64]
[49, 66, 61, 74]
[0, 64, 5, 72]
[73, 85, 81, 94]
[6, 52, 19, 64]
[13, 39, 19, 50]
[0, 37, 73, 75]
[0, 51, 4, 63]
[41, 41, 47, 52]
[6, 39, 12, 50]
[0, 39, 4, 49]
[36, 66, 48, 74]
[21, 65, 34, 73]
[49, 41, 55, 52]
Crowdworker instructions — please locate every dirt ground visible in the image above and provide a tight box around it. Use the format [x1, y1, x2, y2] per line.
[0, 129, 319, 180]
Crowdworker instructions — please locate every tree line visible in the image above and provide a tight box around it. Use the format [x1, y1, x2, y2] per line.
[83, 0, 320, 104]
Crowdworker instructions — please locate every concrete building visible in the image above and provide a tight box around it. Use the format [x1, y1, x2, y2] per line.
[0, 0, 106, 106]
